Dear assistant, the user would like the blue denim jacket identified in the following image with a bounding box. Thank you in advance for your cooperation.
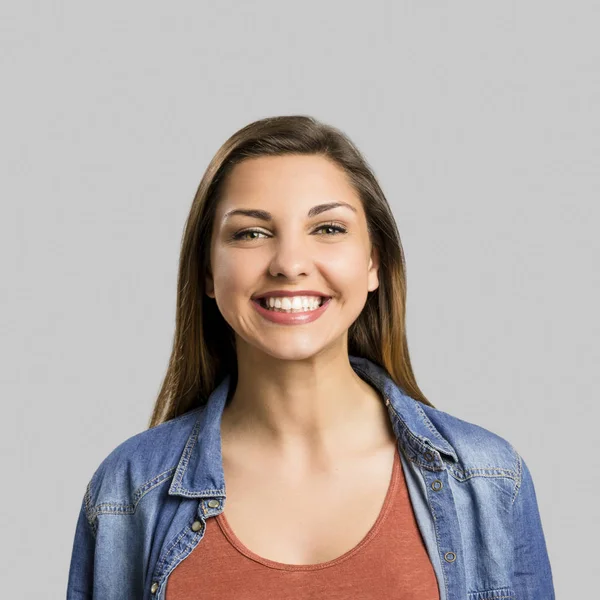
[67,355,555,599]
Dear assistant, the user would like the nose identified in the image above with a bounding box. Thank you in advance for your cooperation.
[267,236,314,280]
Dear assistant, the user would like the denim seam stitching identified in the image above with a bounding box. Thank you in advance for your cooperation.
[169,413,204,492]
[161,530,204,589]
[155,522,194,577]
[384,398,436,455]
[447,467,519,482]
[414,401,452,447]
[155,515,206,582]
[89,466,177,520]
[467,587,515,594]
[423,466,450,598]
[132,467,177,505]
[510,450,523,505]
[467,592,515,599]
[467,586,515,594]
[392,417,448,472]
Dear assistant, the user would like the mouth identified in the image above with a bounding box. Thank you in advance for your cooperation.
[253,296,330,313]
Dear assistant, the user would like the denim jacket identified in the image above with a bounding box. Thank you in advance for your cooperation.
[67,355,555,599]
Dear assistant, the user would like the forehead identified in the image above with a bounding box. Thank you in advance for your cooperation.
[218,154,360,207]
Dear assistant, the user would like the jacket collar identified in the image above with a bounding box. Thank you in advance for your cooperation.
[169,354,458,499]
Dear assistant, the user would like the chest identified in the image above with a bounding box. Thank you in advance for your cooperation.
[219,442,399,565]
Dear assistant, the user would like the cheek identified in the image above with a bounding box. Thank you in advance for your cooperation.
[323,248,371,288]
[212,251,260,296]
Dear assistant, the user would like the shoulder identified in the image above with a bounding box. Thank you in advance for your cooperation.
[85,407,203,510]
[417,401,522,481]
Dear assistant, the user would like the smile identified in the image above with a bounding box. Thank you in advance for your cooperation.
[259,295,325,312]
[251,296,332,325]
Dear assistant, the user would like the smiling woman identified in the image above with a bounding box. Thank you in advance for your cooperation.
[66,115,555,600]
[204,152,382,358]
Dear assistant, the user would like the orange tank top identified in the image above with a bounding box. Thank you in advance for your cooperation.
[166,446,440,599]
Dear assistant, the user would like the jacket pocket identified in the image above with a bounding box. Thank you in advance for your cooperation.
[468,589,515,600]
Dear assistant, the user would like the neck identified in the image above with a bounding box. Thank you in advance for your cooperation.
[220,346,395,468]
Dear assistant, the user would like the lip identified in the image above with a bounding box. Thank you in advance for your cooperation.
[252,289,332,300]
[251,296,332,325]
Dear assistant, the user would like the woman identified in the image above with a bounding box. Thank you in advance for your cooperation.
[66,115,555,599]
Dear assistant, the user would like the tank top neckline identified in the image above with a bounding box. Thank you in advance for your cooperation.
[215,445,401,571]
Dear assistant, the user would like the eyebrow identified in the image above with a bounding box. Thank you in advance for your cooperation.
[222,201,357,223]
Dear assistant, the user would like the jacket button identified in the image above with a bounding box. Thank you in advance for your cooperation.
[207,499,220,508]
[431,479,443,491]
[150,582,159,594]
[423,451,435,462]
[191,520,202,532]
[444,551,457,562]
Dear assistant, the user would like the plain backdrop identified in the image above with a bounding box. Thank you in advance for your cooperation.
[2,1,598,597]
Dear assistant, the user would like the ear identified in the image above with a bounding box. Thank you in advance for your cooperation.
[368,244,380,293]
[205,269,215,299]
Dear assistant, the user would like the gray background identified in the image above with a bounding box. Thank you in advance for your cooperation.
[2,1,598,597]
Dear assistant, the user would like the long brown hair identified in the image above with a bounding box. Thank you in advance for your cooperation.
[147,115,434,429]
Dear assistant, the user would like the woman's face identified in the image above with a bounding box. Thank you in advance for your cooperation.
[206,154,379,361]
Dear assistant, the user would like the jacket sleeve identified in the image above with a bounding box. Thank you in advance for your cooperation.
[512,453,556,599]
[66,488,95,599]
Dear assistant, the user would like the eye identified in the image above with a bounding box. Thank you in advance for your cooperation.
[230,222,348,242]
[231,229,268,241]
[313,222,348,236]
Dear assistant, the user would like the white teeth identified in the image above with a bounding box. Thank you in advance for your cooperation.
[262,295,324,312]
